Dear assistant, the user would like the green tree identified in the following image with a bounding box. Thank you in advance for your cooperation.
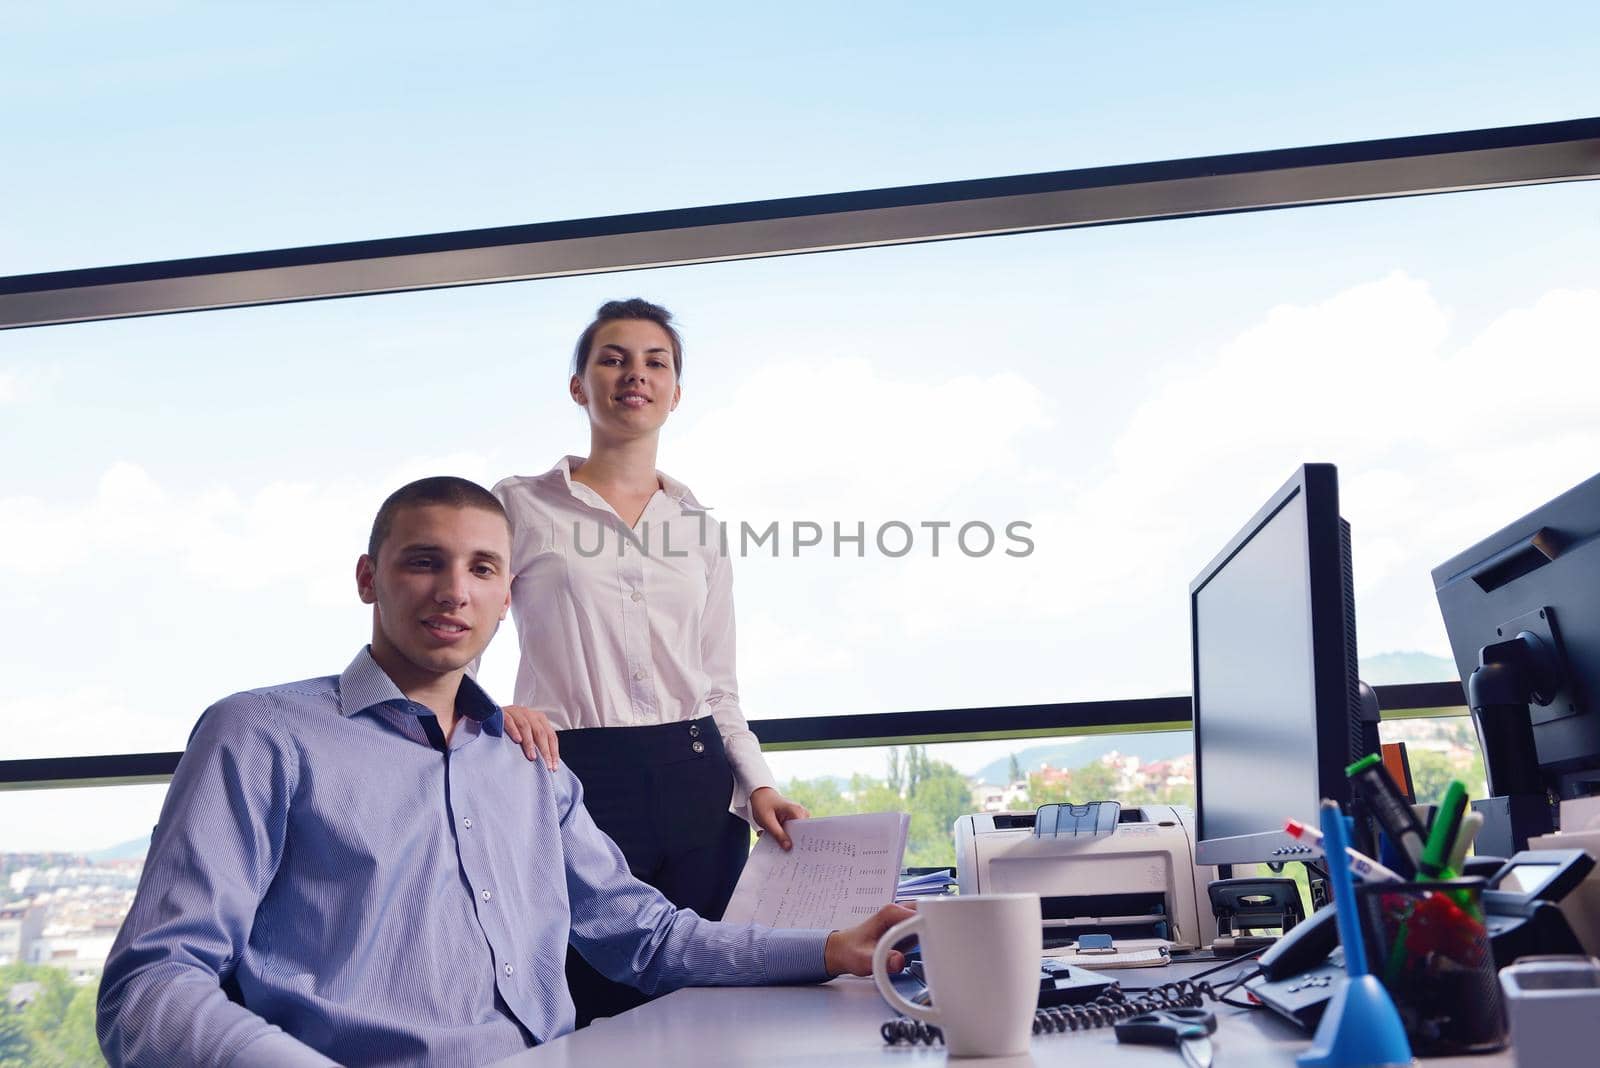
[1407,746,1485,807]
[0,963,103,1067]
[49,986,100,1067]
[1007,753,1024,785]
[0,996,34,1068]
[1025,770,1068,806]
[1069,761,1121,802]
[904,762,973,868]
[1157,782,1196,808]
[849,774,905,815]
[784,776,853,818]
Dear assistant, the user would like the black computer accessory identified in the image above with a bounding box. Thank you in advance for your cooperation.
[1114,1006,1216,1064]
[1433,473,1600,852]
[1482,848,1595,967]
[1208,876,1306,954]
[1190,464,1374,870]
[1256,902,1339,982]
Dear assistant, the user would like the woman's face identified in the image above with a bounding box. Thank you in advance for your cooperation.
[570,318,681,437]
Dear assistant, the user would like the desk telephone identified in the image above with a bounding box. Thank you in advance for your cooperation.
[1244,848,1594,1030]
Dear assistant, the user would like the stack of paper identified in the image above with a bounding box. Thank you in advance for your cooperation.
[895,869,957,900]
[723,812,911,929]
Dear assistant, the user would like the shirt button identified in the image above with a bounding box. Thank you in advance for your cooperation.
[462,817,473,829]
[504,963,515,976]
[631,590,643,602]
[481,888,493,901]
[633,670,646,681]
[692,741,706,755]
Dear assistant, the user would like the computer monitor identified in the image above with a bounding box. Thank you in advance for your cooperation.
[1191,464,1370,867]
[1432,472,1600,847]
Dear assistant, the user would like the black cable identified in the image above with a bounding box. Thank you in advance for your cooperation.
[881,949,1273,1047]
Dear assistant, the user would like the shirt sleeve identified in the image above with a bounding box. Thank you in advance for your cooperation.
[96,696,334,1068]
[554,768,828,994]
[699,546,778,822]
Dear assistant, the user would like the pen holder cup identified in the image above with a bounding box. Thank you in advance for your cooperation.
[1354,877,1506,1057]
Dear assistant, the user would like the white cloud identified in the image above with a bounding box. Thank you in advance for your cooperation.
[0,685,180,762]
[0,363,61,405]
[0,452,515,779]
[671,356,1055,519]
[729,273,1600,711]
[0,451,500,596]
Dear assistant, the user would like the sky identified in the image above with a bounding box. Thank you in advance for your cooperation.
[3,4,1600,850]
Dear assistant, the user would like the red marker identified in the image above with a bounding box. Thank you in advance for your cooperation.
[1285,819,1405,883]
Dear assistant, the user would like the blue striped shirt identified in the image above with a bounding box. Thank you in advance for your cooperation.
[97,649,828,1067]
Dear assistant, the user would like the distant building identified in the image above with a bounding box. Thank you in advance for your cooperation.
[1140,754,1195,790]
[971,780,1029,813]
[28,932,116,984]
[0,904,44,965]
[1034,762,1070,789]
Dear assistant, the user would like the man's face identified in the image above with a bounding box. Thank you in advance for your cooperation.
[356,503,511,681]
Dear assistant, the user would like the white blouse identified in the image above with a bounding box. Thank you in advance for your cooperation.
[492,457,777,821]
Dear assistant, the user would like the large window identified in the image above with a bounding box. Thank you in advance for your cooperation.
[6,179,1598,770]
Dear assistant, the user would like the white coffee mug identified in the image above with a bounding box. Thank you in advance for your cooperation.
[871,892,1043,1057]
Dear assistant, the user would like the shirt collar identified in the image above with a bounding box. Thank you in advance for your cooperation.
[544,455,703,510]
[336,647,503,731]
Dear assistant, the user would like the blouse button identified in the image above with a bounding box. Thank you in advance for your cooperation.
[630,590,643,602]
[633,670,646,681]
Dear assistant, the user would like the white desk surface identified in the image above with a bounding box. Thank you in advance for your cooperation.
[489,959,1516,1067]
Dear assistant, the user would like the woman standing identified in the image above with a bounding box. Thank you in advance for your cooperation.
[494,299,810,1026]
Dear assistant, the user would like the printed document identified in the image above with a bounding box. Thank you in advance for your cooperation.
[723,812,911,929]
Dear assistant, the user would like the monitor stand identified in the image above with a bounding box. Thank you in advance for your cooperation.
[1468,627,1563,851]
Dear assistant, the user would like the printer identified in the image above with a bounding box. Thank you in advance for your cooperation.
[954,804,1218,950]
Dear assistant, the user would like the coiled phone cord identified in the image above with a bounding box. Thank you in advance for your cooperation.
[880,952,1266,1048]
[880,978,1213,1046]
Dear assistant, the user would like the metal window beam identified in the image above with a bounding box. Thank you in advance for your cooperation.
[0,682,1466,790]
[3,119,1597,330]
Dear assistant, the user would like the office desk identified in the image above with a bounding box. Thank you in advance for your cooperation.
[490,960,1516,1067]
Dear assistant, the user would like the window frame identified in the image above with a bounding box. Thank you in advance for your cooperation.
[2,116,1588,789]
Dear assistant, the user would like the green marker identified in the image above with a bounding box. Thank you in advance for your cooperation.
[1420,780,1468,880]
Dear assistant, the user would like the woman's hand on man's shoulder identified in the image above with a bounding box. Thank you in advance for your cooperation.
[502,705,560,770]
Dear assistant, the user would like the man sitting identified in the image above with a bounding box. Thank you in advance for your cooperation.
[97,476,907,1066]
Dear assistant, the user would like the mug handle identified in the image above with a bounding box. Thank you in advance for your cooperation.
[871,915,938,1024]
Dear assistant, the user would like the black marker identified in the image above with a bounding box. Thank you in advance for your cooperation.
[1346,753,1426,877]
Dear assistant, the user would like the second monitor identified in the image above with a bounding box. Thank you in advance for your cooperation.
[1191,463,1373,869]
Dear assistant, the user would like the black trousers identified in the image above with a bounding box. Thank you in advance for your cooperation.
[559,715,750,1028]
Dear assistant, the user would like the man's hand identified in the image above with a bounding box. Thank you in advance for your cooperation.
[501,705,560,770]
[824,903,917,978]
[750,786,809,849]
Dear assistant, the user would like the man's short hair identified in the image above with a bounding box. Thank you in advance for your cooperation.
[367,476,511,559]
